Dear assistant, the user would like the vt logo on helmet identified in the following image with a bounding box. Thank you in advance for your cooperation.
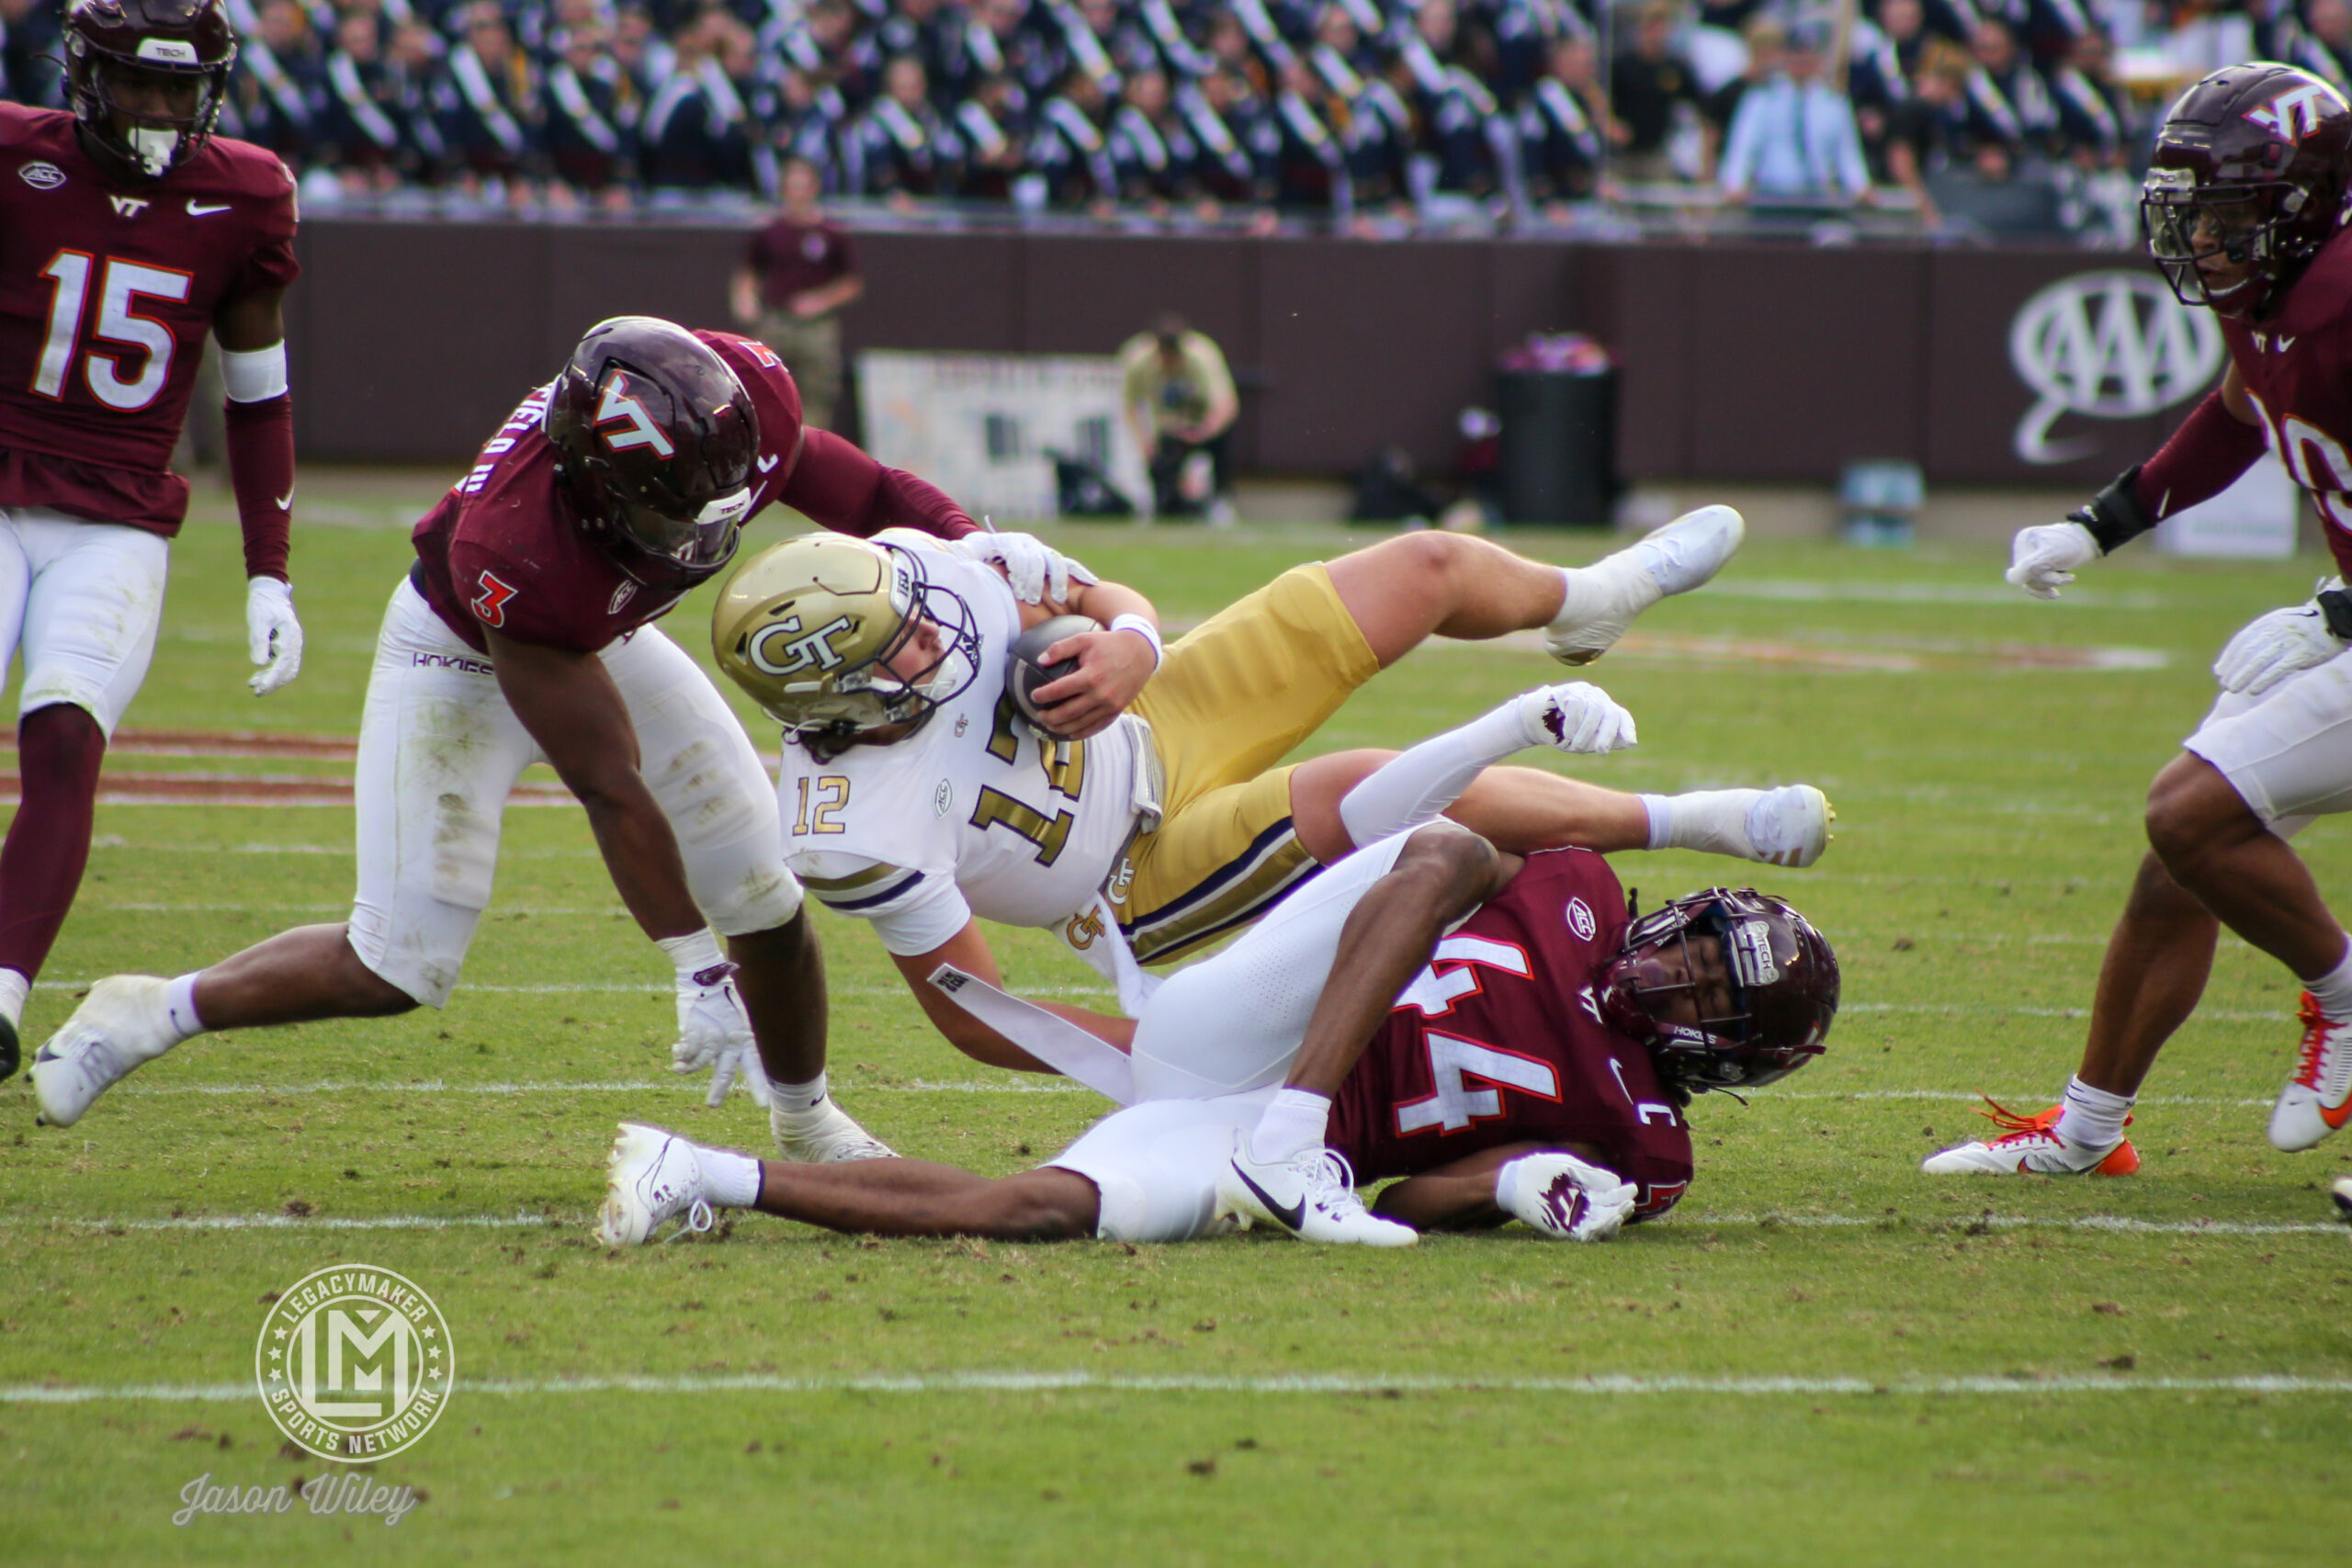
[711,534,983,753]
[64,0,239,182]
[544,317,758,592]
[2142,62,2352,318]
[1596,888,1840,1095]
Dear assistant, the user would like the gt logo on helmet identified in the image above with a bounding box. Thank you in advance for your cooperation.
[749,613,855,676]
[594,376,676,457]
[2246,82,2346,144]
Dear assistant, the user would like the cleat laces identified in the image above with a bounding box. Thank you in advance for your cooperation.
[662,1199,715,1241]
[2292,992,2335,1092]
[1970,1096,2132,1147]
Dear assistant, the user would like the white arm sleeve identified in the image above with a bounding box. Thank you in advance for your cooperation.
[1337,699,1531,849]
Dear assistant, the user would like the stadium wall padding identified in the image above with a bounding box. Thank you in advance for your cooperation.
[288,221,2197,488]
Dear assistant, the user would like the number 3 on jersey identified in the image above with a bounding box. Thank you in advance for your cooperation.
[31,251,193,410]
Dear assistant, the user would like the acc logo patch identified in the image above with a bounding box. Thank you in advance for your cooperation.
[1565,897,1597,942]
[933,779,952,818]
[17,160,65,189]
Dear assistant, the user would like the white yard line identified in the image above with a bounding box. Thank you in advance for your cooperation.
[6,1211,2336,1237]
[6,1371,2346,1404]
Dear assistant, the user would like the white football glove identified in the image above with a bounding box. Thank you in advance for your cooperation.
[661,931,773,1109]
[1515,682,1637,755]
[1495,1152,1639,1242]
[955,529,1099,605]
[245,577,304,695]
[2004,521,2101,601]
[2214,598,2347,697]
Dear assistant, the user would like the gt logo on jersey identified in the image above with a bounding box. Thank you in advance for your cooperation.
[749,613,854,675]
[594,375,675,457]
[2245,81,2345,143]
[472,570,518,627]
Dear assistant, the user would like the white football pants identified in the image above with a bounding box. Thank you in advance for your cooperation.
[0,507,170,737]
[346,577,802,1007]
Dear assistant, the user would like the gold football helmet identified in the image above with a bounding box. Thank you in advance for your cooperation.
[711,534,982,748]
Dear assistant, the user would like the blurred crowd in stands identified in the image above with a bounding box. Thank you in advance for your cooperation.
[0,0,2338,231]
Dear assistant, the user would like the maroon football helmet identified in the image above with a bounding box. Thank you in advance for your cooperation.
[543,317,760,592]
[64,0,238,183]
[1598,888,1839,1095]
[2143,62,2352,318]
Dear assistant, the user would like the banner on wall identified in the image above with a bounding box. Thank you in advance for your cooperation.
[855,351,1153,523]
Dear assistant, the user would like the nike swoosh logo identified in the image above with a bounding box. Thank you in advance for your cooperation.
[755,454,780,474]
[274,490,294,510]
[1233,1163,1306,1233]
[187,200,232,216]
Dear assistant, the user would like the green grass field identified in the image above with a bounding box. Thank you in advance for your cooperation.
[1,483,2346,1566]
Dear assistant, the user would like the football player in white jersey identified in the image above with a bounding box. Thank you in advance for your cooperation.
[711,511,1835,1068]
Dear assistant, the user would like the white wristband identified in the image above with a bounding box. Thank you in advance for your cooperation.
[657,928,726,980]
[1109,614,1163,670]
[220,341,289,404]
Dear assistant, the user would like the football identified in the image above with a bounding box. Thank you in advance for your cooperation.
[1008,614,1098,740]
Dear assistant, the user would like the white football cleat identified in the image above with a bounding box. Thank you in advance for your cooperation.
[1744,784,1836,869]
[2269,994,2352,1152]
[1215,1137,1418,1247]
[1546,504,1744,665]
[2332,1175,2352,1224]
[30,976,179,1127]
[1921,1100,2140,1177]
[771,1096,896,1163]
[597,1122,715,1246]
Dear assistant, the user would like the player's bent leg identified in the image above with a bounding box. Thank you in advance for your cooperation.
[0,703,106,1078]
[1321,506,1742,669]
[612,626,889,1157]
[31,927,417,1128]
[1291,751,1829,869]
[2144,752,2352,1150]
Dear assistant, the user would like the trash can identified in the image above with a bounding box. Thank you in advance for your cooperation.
[1496,337,1617,526]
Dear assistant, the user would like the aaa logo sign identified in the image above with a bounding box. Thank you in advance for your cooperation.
[255,1265,454,1461]
[2007,270,2222,465]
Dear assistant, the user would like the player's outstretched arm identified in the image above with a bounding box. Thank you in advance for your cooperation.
[1373,1140,1635,1242]
[215,288,303,694]
[483,629,705,940]
[890,919,1137,1070]
[2008,364,2266,600]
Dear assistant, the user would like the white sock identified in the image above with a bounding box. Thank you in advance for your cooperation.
[1249,1088,1331,1165]
[2301,941,2352,1020]
[695,1145,763,1209]
[0,968,28,1032]
[1648,789,1759,858]
[1337,702,1528,847]
[162,972,207,1046]
[769,1070,829,1115]
[2053,1075,2133,1150]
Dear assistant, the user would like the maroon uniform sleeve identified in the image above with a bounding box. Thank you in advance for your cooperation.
[781,428,979,540]
[224,394,293,580]
[222,150,301,304]
[2128,387,2268,525]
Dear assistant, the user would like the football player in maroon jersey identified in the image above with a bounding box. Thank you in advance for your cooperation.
[0,0,306,1081]
[1934,62,2352,1176]
[594,681,1841,1247]
[31,314,1094,1166]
